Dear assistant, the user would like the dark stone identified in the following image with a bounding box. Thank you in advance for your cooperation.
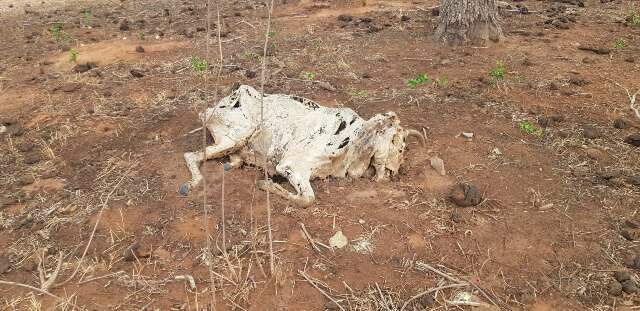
[16,142,34,152]
[130,69,145,78]
[627,176,640,187]
[135,46,145,53]
[625,219,640,229]
[24,152,42,165]
[608,280,623,296]
[72,62,97,73]
[614,270,632,282]
[449,183,482,207]
[18,175,35,186]
[577,45,610,55]
[582,125,601,139]
[123,243,140,261]
[624,133,640,147]
[621,228,640,241]
[245,70,257,79]
[119,19,130,31]
[538,116,553,128]
[613,118,631,129]
[622,280,639,294]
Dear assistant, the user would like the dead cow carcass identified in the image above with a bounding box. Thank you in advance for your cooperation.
[183,85,424,206]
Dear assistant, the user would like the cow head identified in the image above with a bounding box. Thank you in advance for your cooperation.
[367,112,425,180]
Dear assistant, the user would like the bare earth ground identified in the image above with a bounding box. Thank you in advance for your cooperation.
[1,0,640,310]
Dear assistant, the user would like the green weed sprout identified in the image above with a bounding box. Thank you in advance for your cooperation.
[407,73,430,89]
[301,71,316,81]
[519,121,544,137]
[614,38,626,49]
[69,49,79,62]
[190,57,209,72]
[489,61,505,80]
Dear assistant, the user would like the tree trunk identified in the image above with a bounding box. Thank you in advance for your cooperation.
[434,0,503,46]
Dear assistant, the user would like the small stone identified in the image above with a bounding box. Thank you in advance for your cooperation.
[430,156,446,176]
[450,212,463,223]
[0,256,9,274]
[337,14,352,22]
[417,294,435,307]
[625,219,640,229]
[582,125,601,139]
[582,57,595,64]
[329,231,348,249]
[585,148,605,161]
[317,81,336,92]
[614,270,632,282]
[130,69,145,78]
[625,57,636,63]
[461,132,474,139]
[123,243,141,261]
[72,62,97,73]
[627,176,640,187]
[624,133,640,147]
[622,280,639,294]
[621,228,640,241]
[449,183,482,207]
[18,175,35,185]
[538,116,553,128]
[244,70,257,79]
[400,15,410,22]
[608,280,623,296]
[24,152,42,165]
[16,142,34,152]
[135,46,145,53]
[613,118,631,129]
[119,19,130,31]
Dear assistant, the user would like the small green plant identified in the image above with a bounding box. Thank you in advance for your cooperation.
[138,32,146,40]
[49,22,64,40]
[301,71,316,81]
[518,121,544,137]
[69,48,79,62]
[434,77,448,87]
[268,31,276,38]
[349,90,369,99]
[190,57,209,72]
[626,11,640,26]
[242,51,259,60]
[489,61,505,80]
[81,9,93,27]
[614,38,626,49]
[407,73,430,89]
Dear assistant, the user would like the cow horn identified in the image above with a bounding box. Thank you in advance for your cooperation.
[407,129,426,147]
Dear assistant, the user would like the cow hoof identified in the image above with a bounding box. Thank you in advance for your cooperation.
[256,180,267,190]
[223,162,232,171]
[178,182,190,196]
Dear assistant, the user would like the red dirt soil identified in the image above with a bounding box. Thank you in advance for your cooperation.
[1,0,639,310]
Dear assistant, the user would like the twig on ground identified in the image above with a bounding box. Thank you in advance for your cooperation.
[299,222,322,253]
[298,270,346,311]
[414,261,467,284]
[259,0,277,274]
[38,250,64,291]
[58,168,131,287]
[400,283,468,311]
[600,74,640,120]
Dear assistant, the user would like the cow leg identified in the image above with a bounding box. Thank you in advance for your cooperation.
[183,137,241,192]
[257,165,315,207]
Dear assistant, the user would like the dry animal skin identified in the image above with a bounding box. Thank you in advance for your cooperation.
[183,85,425,206]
